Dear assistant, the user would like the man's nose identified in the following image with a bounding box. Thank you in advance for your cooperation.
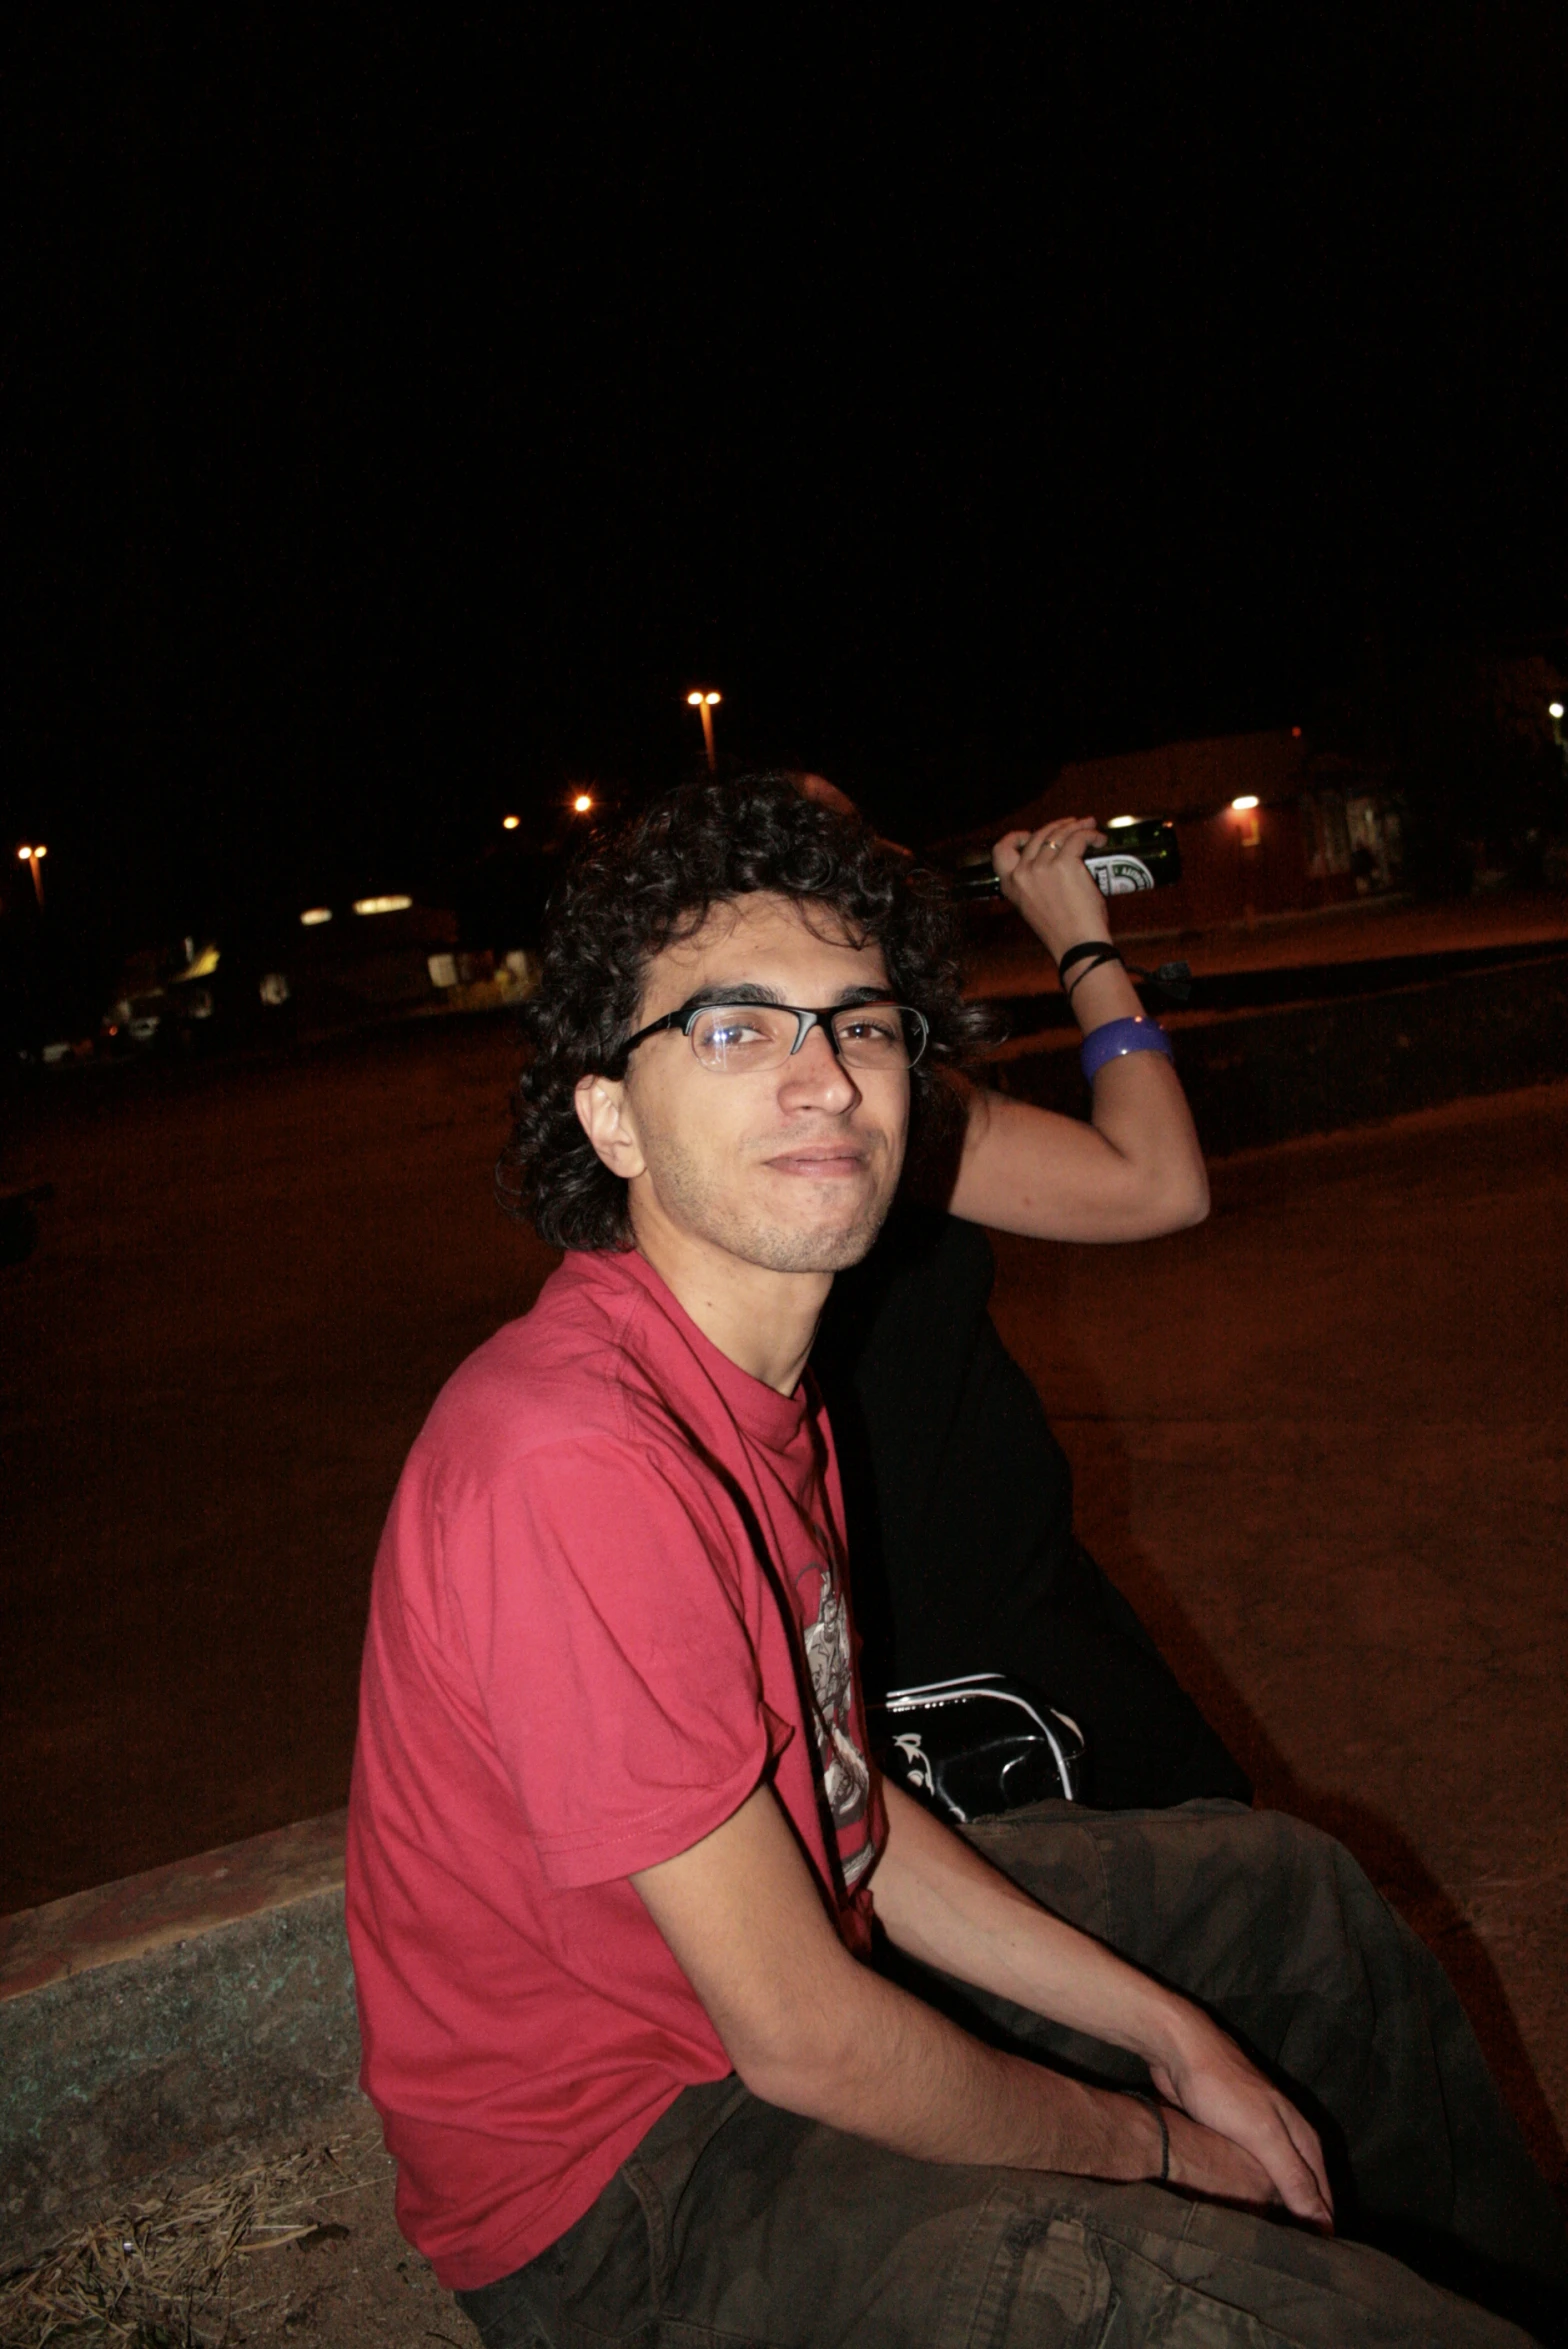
[776,1019,861,1109]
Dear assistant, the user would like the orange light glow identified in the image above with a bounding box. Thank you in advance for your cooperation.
[300,907,333,926]
[687,688,721,768]
[502,814,520,831]
[352,894,413,915]
[572,793,594,814]
[1231,796,1260,812]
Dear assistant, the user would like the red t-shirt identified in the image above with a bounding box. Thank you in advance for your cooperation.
[346,1248,885,2290]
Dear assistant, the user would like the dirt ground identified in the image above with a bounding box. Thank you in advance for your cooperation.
[989,1081,1568,2200]
[3,1018,1566,2342]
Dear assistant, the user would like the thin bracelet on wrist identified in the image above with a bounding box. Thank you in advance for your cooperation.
[1057,940,1123,995]
[1065,953,1125,1003]
[1136,2095,1171,2185]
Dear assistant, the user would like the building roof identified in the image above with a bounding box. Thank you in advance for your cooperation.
[956,728,1311,846]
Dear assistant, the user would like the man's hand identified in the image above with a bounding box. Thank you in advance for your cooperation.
[1153,2023,1333,2227]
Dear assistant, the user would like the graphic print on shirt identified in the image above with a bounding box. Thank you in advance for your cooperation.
[795,1559,874,1889]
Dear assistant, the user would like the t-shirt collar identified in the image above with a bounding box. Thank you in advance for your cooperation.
[601,1247,813,1454]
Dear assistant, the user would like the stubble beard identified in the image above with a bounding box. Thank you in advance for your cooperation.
[638,1128,898,1275]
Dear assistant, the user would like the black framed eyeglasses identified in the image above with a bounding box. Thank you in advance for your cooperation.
[611,997,930,1078]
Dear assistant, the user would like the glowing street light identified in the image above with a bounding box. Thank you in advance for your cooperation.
[686,688,722,770]
[17,843,47,908]
[1230,795,1262,852]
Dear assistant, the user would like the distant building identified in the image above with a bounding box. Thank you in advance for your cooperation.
[963,728,1403,931]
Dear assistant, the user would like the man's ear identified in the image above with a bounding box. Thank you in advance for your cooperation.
[575,1072,647,1181]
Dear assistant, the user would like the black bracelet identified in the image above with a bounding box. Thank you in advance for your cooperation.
[1063,947,1125,1000]
[1056,939,1120,984]
[1136,2095,1171,2185]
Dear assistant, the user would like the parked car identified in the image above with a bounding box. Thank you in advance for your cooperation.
[99,940,224,1057]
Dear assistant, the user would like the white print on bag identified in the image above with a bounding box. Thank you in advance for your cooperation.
[892,1732,936,1795]
[798,1565,875,1888]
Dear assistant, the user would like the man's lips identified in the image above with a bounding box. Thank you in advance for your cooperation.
[763,1144,873,1179]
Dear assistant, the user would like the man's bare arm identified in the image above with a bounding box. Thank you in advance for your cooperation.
[874,1781,1331,2224]
[632,1782,1329,2222]
[940,819,1209,1241]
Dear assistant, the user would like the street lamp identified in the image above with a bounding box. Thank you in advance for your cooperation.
[686,688,722,770]
[1229,796,1262,852]
[17,844,47,908]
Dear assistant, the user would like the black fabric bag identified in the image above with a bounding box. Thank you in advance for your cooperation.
[868,1672,1086,1825]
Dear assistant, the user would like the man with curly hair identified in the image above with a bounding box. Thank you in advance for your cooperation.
[348,774,1565,2347]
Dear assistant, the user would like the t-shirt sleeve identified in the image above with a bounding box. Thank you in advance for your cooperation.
[441,1433,773,1889]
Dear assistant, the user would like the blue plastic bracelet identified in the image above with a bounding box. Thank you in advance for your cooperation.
[1080,1015,1174,1083]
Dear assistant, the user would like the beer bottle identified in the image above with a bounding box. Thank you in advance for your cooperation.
[947,818,1182,901]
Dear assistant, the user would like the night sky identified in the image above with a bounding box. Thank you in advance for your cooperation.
[7,5,1566,946]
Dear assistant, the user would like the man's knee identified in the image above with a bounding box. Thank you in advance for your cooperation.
[966,1798,1403,2009]
[950,2177,1534,2349]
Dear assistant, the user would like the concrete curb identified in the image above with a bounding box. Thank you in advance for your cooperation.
[0,1818,358,2269]
[987,951,1568,1152]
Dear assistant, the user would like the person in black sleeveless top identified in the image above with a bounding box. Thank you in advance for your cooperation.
[804,788,1250,1809]
[815,1204,1249,1807]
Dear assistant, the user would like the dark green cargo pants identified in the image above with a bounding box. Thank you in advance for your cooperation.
[456,1802,1568,2347]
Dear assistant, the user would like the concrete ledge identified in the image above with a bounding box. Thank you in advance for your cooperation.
[0,1816,358,2268]
[987,951,1568,1153]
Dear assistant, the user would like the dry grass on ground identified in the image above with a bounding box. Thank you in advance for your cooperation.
[0,2129,454,2348]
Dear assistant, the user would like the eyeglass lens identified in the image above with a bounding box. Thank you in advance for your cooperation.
[689,1004,922,1072]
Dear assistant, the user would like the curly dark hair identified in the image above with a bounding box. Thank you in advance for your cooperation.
[497,770,990,1250]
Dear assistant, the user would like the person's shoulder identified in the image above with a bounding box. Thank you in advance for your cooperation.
[412,1250,698,1496]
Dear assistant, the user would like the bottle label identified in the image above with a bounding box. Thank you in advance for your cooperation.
[1090,854,1156,895]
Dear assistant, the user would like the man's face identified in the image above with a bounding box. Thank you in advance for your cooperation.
[580,892,910,1277]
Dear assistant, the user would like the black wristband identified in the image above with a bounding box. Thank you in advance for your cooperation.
[1063,947,1125,1000]
[1136,2093,1171,2185]
[1056,939,1118,983]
